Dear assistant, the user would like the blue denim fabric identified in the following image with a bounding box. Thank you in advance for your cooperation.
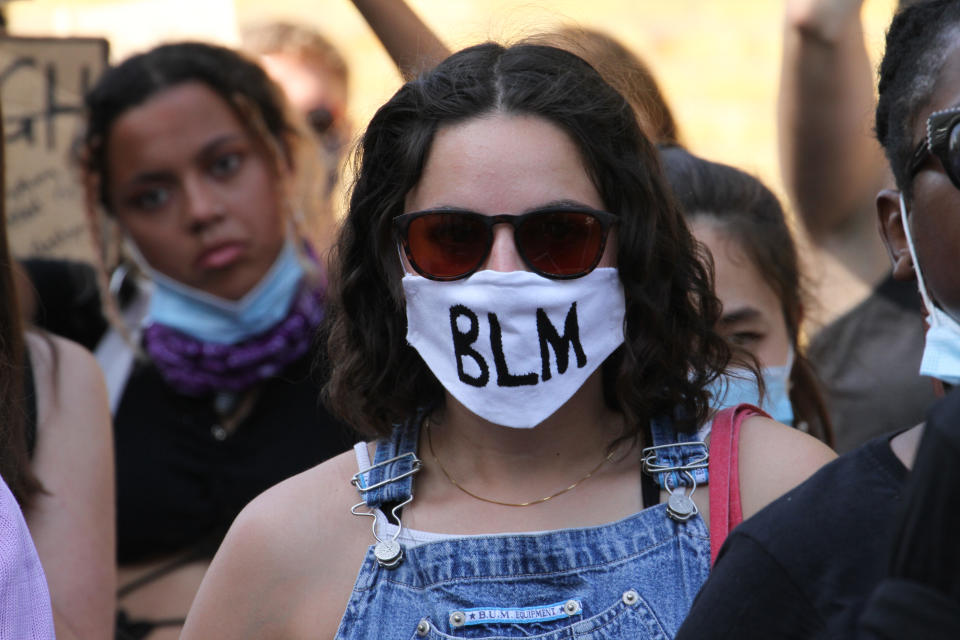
[644,417,710,490]
[337,418,711,639]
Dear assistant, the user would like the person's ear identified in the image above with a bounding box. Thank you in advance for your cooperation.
[877,188,915,281]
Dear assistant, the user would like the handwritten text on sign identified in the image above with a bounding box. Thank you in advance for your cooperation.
[1,36,108,261]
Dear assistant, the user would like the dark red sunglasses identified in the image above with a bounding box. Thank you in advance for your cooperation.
[393,206,618,281]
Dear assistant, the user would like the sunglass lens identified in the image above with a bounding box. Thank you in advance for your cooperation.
[518,211,604,277]
[948,121,960,187]
[407,213,488,279]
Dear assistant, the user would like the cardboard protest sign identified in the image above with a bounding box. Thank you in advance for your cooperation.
[1,35,108,262]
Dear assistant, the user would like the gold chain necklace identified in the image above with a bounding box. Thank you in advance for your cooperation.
[425,418,616,508]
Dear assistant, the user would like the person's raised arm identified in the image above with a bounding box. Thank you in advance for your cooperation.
[349,0,450,80]
[25,332,115,640]
[779,0,889,247]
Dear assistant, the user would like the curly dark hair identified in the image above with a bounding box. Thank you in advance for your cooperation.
[660,146,834,446]
[876,0,960,197]
[323,42,730,441]
[80,41,297,213]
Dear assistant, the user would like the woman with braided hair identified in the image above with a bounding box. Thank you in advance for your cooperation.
[77,41,353,638]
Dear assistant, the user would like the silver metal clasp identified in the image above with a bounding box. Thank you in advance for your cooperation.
[351,494,414,569]
[349,451,423,569]
[664,470,699,522]
[641,441,707,523]
[640,441,708,476]
[351,452,423,492]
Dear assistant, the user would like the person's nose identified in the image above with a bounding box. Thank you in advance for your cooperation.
[482,223,526,272]
[182,176,225,231]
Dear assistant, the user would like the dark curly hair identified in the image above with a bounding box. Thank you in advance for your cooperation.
[80,41,297,213]
[660,146,834,446]
[876,0,960,198]
[323,42,731,441]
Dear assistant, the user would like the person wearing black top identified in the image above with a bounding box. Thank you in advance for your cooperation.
[76,42,354,638]
[879,396,960,609]
[858,387,960,639]
[675,431,910,638]
[676,2,960,637]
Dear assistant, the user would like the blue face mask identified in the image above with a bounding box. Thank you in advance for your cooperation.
[143,238,306,345]
[708,347,795,425]
[899,193,960,385]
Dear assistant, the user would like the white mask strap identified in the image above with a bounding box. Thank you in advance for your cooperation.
[898,192,940,326]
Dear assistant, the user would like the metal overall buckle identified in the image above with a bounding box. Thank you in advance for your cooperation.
[641,441,708,523]
[351,452,423,569]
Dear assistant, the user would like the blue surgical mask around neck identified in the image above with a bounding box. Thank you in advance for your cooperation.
[899,192,960,384]
[142,237,306,345]
[708,347,795,425]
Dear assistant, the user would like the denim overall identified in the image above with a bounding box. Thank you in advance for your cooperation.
[337,416,711,639]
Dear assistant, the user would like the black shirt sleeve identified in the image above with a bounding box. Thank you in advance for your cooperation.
[676,532,824,640]
[858,579,960,640]
[857,389,960,639]
[677,437,905,639]
[884,391,960,600]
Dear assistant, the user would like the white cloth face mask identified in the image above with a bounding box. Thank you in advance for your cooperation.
[403,268,626,429]
[899,192,960,385]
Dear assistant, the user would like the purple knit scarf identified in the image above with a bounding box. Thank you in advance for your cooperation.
[143,284,325,396]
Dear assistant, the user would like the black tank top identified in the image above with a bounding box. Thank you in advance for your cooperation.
[113,349,355,564]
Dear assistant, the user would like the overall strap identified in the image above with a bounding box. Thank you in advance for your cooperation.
[708,403,766,565]
[643,415,710,490]
[351,415,423,509]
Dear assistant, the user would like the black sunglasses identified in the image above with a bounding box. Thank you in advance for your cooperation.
[907,106,960,190]
[392,206,618,281]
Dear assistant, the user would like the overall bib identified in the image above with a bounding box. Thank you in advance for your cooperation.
[336,416,712,639]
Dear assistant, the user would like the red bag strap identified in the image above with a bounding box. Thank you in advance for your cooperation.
[708,403,765,566]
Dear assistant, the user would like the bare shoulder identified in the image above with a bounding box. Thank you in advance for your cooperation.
[26,332,107,411]
[24,332,115,639]
[738,416,837,519]
[183,449,372,639]
[26,331,110,447]
[26,330,98,374]
[229,448,362,545]
[25,330,110,448]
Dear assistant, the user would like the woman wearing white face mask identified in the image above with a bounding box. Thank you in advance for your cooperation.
[78,42,353,639]
[183,42,835,639]
[660,146,834,446]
